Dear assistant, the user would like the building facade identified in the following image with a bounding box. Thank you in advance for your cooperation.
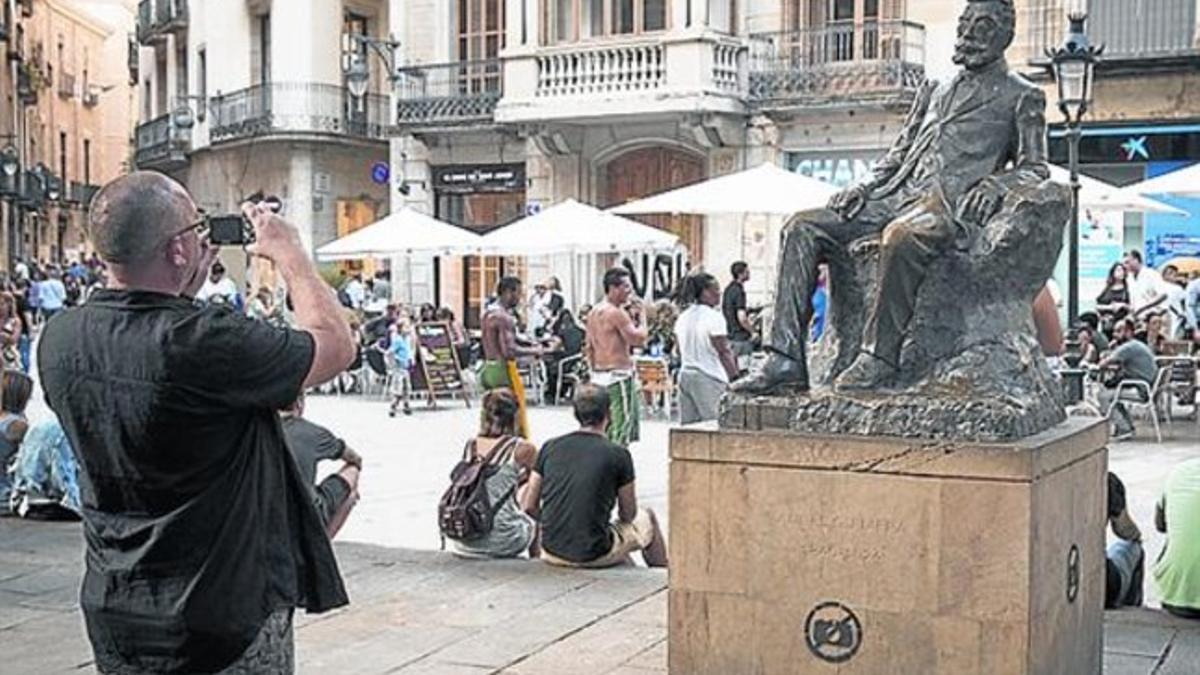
[132,0,392,281]
[390,0,970,323]
[1012,0,1200,307]
[0,0,133,272]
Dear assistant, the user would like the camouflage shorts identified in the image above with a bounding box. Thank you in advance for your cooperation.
[94,609,294,675]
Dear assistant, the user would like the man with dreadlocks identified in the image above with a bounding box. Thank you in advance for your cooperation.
[674,272,740,424]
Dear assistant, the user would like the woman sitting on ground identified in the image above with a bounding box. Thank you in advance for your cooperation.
[447,389,539,559]
[0,369,34,515]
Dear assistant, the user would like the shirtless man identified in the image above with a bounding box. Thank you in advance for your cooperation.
[585,268,648,447]
[480,276,543,437]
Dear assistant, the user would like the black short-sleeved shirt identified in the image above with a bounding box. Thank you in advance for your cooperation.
[282,417,346,486]
[38,289,348,674]
[722,281,750,341]
[536,431,635,563]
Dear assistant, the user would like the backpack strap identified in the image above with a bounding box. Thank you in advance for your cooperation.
[463,438,477,462]
[481,435,520,466]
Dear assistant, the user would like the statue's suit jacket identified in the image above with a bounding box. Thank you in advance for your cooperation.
[863,58,1050,243]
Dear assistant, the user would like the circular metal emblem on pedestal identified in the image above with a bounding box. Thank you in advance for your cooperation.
[1067,544,1081,603]
[804,601,863,664]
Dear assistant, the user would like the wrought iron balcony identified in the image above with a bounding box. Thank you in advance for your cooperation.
[396,60,503,128]
[209,82,390,144]
[17,64,37,106]
[69,181,101,207]
[135,113,190,170]
[1025,0,1198,68]
[58,71,76,98]
[137,0,188,45]
[748,20,926,109]
[16,171,45,209]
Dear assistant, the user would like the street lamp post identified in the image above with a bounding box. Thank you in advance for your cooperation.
[1048,12,1102,330]
[1048,12,1101,405]
[342,33,402,103]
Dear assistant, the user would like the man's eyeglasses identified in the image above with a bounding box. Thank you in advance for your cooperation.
[169,212,211,242]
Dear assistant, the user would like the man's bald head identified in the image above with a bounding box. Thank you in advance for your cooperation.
[87,171,195,265]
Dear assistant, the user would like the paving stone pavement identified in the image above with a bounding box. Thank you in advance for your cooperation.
[6,518,1200,674]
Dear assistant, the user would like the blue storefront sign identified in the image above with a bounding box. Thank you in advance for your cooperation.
[1143,161,1200,271]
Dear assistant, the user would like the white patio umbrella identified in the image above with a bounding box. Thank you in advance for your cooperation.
[480,199,678,305]
[479,199,678,255]
[315,207,482,260]
[315,207,482,306]
[1048,165,1186,215]
[1121,162,1200,199]
[609,162,838,216]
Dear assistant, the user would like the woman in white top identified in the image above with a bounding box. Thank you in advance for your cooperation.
[673,273,740,424]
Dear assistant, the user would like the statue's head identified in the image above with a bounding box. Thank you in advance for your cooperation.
[953,0,1016,70]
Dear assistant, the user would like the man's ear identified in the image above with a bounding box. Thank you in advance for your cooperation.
[165,236,187,269]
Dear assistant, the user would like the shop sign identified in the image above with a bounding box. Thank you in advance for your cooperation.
[432,164,525,192]
[785,151,880,189]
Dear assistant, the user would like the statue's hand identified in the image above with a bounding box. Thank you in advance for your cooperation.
[828,184,868,221]
[956,180,1005,227]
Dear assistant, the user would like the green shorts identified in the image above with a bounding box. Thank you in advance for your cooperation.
[479,360,513,390]
[593,371,640,447]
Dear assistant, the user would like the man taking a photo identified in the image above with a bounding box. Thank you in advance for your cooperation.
[39,172,357,674]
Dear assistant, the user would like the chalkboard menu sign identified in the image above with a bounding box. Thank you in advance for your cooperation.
[414,322,469,407]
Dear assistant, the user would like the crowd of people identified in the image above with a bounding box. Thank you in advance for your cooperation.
[3,170,1200,675]
[1076,250,1200,439]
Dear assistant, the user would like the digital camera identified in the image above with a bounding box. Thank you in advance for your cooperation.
[207,192,282,246]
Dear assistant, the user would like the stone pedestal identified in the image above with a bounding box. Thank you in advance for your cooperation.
[669,418,1107,674]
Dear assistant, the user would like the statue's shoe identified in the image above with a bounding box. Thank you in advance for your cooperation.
[730,355,809,395]
[833,353,897,391]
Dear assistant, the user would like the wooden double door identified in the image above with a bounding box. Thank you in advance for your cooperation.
[603,147,705,262]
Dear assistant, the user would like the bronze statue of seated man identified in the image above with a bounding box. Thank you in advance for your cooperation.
[734,0,1049,395]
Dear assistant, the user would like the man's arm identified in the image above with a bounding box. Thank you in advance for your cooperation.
[829,80,936,218]
[246,205,356,388]
[616,308,649,347]
[500,314,542,358]
[1185,282,1200,333]
[522,471,543,519]
[617,481,638,524]
[736,309,753,334]
[1134,280,1168,317]
[711,335,740,380]
[959,88,1051,225]
[860,79,938,193]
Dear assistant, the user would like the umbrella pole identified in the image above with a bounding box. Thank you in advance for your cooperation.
[407,253,414,306]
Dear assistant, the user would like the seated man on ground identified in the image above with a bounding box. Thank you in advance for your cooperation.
[446,389,539,559]
[1155,457,1200,620]
[281,394,362,538]
[1106,472,1144,609]
[1097,317,1158,441]
[522,385,667,568]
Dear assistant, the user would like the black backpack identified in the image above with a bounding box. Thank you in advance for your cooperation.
[438,436,519,542]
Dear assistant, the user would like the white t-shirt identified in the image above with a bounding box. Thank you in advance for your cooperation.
[674,304,729,383]
[196,277,240,304]
[1129,267,1168,312]
[344,279,366,308]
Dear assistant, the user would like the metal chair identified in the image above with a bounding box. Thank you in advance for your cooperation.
[552,354,586,405]
[1155,355,1198,423]
[1106,366,1171,443]
[636,357,674,420]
